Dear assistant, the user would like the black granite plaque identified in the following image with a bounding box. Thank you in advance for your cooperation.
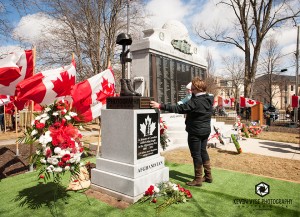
[137,113,159,159]
[106,96,154,109]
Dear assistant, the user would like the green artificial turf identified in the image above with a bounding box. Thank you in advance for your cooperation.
[0,159,299,217]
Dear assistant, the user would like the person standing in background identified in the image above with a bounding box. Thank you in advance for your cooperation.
[150,77,213,187]
[177,82,192,105]
[0,105,4,132]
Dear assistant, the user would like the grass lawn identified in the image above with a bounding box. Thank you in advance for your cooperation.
[0,159,299,217]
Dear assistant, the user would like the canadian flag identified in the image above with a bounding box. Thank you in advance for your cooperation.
[218,96,232,107]
[71,68,115,122]
[14,61,76,110]
[240,96,259,107]
[0,50,33,95]
[0,95,11,106]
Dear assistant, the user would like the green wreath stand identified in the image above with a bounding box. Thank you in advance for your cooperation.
[231,134,242,154]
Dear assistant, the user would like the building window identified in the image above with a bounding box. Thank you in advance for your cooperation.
[291,85,294,91]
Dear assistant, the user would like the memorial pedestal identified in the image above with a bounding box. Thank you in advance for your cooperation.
[91,109,169,203]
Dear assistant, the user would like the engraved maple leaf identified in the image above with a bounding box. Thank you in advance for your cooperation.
[52,71,75,97]
[140,115,156,136]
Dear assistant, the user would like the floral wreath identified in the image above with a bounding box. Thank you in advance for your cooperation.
[21,100,84,183]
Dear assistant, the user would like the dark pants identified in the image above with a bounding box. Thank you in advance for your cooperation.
[0,114,4,131]
[188,134,210,166]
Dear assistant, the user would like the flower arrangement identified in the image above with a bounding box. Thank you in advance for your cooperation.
[20,100,84,183]
[139,181,192,213]
[160,118,170,150]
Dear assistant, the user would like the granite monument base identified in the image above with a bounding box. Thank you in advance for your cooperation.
[91,109,169,203]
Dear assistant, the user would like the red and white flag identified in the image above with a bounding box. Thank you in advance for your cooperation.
[0,50,33,95]
[71,68,115,122]
[14,61,76,110]
[0,95,11,106]
[218,96,232,107]
[240,96,259,107]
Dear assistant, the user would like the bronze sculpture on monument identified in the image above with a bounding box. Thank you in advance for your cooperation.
[106,33,152,109]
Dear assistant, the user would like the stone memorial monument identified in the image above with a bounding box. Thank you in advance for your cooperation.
[130,20,208,104]
[91,33,169,203]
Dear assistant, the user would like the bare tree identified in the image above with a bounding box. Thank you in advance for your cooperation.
[205,49,219,97]
[195,0,300,98]
[222,55,244,102]
[254,37,284,106]
[0,1,12,42]
[10,0,147,81]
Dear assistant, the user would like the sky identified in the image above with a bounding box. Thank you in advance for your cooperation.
[1,0,299,77]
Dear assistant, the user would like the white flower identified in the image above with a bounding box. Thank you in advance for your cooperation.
[172,185,178,191]
[79,126,84,130]
[40,119,46,124]
[154,186,160,193]
[31,129,38,136]
[39,131,52,145]
[40,158,46,164]
[51,158,59,165]
[54,147,62,154]
[64,166,70,171]
[69,112,77,117]
[63,109,67,113]
[46,165,54,172]
[31,120,35,126]
[65,115,71,120]
[59,150,66,156]
[69,158,76,163]
[41,113,48,118]
[53,167,63,173]
[36,150,41,155]
[52,112,59,116]
[45,107,51,112]
[47,157,53,164]
[35,116,42,121]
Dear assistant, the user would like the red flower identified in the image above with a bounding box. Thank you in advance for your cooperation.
[36,122,45,129]
[79,147,84,152]
[45,148,52,158]
[39,175,44,179]
[58,161,64,167]
[73,116,81,122]
[152,198,157,203]
[145,185,155,196]
[61,154,71,162]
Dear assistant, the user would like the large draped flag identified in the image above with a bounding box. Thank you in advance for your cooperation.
[14,60,76,110]
[218,96,232,107]
[240,96,260,107]
[71,68,115,122]
[0,50,33,95]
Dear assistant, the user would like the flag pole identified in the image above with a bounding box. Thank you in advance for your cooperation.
[95,60,111,157]
[4,104,6,132]
[29,47,36,172]
[96,118,101,158]
[15,105,19,156]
